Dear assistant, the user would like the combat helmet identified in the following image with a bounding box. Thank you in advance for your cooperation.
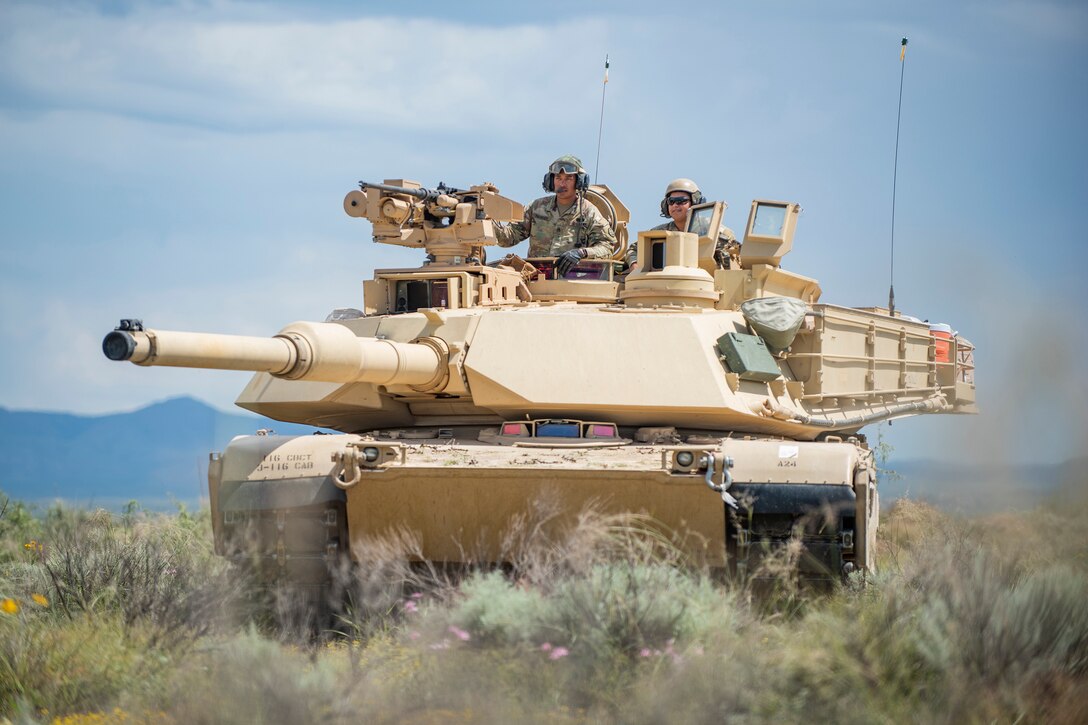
[660,178,706,216]
[543,155,590,192]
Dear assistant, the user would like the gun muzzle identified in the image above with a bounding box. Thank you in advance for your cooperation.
[103,320,449,390]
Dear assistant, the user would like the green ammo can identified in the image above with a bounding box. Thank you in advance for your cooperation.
[716,332,782,382]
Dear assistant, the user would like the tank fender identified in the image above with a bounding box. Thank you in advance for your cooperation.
[210,434,358,562]
[853,453,878,572]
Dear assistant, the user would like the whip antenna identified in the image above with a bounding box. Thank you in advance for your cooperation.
[593,54,610,181]
[889,37,908,317]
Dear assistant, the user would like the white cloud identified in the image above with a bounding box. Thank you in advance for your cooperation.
[0,3,606,134]
[1,0,1084,467]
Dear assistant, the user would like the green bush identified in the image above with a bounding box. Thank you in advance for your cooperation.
[0,495,1086,723]
[38,511,240,647]
[0,610,168,718]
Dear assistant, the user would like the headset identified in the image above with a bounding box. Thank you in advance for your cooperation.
[542,160,590,193]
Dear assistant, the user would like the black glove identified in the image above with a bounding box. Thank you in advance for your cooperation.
[554,248,588,277]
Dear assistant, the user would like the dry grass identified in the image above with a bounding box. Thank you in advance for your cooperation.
[1,491,1086,723]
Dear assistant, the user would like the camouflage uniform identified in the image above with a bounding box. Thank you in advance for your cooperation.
[625,220,737,268]
[496,195,617,259]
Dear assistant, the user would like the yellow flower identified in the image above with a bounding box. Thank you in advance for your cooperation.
[1,598,18,615]
[32,593,49,607]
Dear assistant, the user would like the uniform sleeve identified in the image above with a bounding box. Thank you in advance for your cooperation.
[577,203,618,259]
[494,199,534,248]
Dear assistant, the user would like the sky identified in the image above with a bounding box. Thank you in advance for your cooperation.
[1,0,1086,465]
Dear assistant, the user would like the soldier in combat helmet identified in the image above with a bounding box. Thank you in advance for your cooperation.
[495,155,617,276]
[626,178,739,269]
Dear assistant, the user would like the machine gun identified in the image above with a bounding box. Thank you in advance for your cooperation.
[344,179,524,264]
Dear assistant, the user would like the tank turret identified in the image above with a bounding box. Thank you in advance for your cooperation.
[103,175,976,587]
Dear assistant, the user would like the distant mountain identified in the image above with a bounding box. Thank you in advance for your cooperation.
[0,397,322,509]
[878,456,1088,515]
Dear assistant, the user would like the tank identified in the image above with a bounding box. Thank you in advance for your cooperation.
[102,177,977,586]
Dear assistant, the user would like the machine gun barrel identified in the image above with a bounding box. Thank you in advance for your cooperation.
[102,320,448,389]
[358,181,461,206]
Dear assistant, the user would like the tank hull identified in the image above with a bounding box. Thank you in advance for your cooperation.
[209,431,875,582]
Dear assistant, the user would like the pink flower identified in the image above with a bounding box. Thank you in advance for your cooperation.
[540,642,553,652]
[410,592,423,599]
[548,647,569,660]
[639,648,653,658]
[403,600,418,613]
[448,625,471,641]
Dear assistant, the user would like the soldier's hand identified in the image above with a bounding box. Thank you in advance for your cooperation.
[713,242,730,270]
[714,240,739,270]
[554,248,588,277]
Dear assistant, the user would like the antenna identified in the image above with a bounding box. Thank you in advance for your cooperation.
[593,54,610,182]
[889,38,908,317]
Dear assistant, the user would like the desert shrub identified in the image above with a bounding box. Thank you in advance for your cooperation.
[877,498,959,570]
[447,506,740,655]
[860,537,1088,722]
[0,610,168,719]
[913,554,1088,688]
[36,509,240,647]
[157,629,350,724]
[450,564,739,649]
[543,563,700,655]
[0,494,43,565]
[1,495,1085,723]
[321,528,460,648]
[970,506,1088,574]
[446,571,545,645]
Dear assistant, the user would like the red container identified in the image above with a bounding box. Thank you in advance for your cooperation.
[929,323,953,363]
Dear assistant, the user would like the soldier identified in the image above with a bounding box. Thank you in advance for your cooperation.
[625,178,739,269]
[495,155,618,276]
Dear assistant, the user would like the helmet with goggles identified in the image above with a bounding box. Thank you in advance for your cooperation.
[543,155,590,192]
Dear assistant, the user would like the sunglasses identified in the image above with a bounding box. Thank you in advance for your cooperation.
[549,161,582,175]
[667,196,692,206]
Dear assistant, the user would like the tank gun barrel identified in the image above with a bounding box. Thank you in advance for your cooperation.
[102,319,448,389]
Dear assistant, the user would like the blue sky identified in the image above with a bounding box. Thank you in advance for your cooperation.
[1,0,1085,464]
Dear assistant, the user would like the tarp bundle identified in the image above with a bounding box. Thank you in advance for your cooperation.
[740,297,808,353]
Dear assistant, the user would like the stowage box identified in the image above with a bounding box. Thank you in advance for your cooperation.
[716,332,782,382]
